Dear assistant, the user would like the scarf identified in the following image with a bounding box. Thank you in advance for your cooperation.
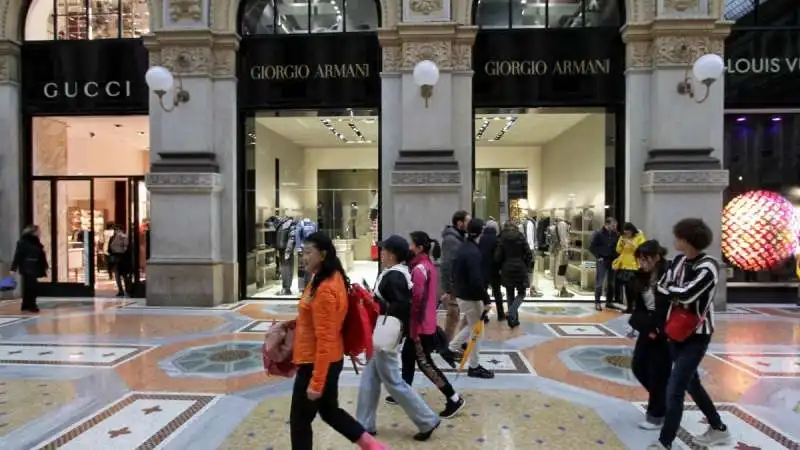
[373,264,413,302]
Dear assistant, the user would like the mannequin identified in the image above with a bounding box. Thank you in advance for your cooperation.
[549,218,574,298]
[349,202,359,239]
[369,189,379,221]
[521,213,542,297]
[277,216,297,294]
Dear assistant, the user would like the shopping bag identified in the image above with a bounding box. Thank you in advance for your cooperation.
[0,275,16,292]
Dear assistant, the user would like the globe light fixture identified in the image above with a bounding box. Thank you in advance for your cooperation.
[145,60,191,112]
[677,53,725,104]
[412,60,440,108]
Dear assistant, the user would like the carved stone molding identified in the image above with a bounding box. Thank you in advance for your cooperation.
[0,40,20,83]
[146,172,223,193]
[404,0,451,23]
[145,30,238,78]
[622,20,730,69]
[626,0,656,24]
[661,0,702,14]
[168,0,204,25]
[379,24,477,72]
[641,170,729,193]
[652,34,724,66]
[391,171,461,187]
[625,40,653,70]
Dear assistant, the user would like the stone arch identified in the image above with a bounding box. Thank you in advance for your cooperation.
[210,0,397,34]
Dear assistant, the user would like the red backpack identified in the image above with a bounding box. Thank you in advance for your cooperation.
[342,283,380,372]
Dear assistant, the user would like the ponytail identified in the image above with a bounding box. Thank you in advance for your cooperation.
[429,239,441,260]
[410,231,441,260]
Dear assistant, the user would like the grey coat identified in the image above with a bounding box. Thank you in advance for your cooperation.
[439,225,464,294]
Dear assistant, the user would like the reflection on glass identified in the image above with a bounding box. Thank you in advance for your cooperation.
[32,181,53,282]
[548,0,582,28]
[512,0,545,28]
[277,0,311,33]
[312,0,343,32]
[345,0,378,31]
[476,0,510,29]
[48,0,149,40]
[56,180,93,285]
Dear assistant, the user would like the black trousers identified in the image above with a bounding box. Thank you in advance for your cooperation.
[617,270,637,309]
[489,278,503,317]
[21,275,39,310]
[631,333,671,421]
[290,360,364,449]
[401,335,456,400]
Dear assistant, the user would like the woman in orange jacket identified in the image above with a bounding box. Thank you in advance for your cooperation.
[291,232,388,450]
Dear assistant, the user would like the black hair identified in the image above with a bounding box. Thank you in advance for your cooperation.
[452,210,469,227]
[304,231,350,295]
[466,218,485,240]
[634,239,668,260]
[621,222,639,234]
[410,231,442,260]
[632,239,669,291]
[604,217,617,225]
[673,218,713,251]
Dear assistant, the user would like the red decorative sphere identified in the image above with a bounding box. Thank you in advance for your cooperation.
[722,190,798,271]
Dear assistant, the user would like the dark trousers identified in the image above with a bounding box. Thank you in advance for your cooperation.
[401,335,457,400]
[659,334,724,447]
[21,275,39,310]
[617,270,637,309]
[631,334,671,422]
[489,278,503,317]
[290,360,364,449]
[594,258,616,303]
[505,285,525,322]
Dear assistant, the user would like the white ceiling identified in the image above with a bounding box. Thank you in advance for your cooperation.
[48,115,150,152]
[258,112,589,149]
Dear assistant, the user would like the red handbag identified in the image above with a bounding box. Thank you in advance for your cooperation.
[664,306,702,342]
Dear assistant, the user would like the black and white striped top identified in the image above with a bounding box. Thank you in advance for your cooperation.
[657,253,719,336]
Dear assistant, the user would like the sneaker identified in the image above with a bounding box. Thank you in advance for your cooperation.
[638,420,662,430]
[646,442,667,450]
[529,288,543,298]
[557,287,574,298]
[692,426,731,447]
[467,365,495,379]
[384,396,397,405]
[439,397,466,419]
[413,420,440,441]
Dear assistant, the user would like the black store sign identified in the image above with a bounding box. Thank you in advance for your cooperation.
[473,28,625,108]
[724,29,800,108]
[21,39,149,114]
[239,33,381,110]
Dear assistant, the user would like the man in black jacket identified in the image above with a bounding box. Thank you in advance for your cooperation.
[440,210,469,340]
[445,218,494,379]
[588,217,618,310]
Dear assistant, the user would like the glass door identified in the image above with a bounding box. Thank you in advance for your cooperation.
[127,176,147,297]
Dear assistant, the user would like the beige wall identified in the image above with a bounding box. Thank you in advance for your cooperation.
[540,114,606,219]
[254,122,307,217]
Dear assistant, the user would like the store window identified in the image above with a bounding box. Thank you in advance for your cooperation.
[474,0,622,29]
[473,109,617,299]
[240,0,379,35]
[243,111,379,298]
[24,0,150,41]
[722,113,800,283]
[725,0,800,28]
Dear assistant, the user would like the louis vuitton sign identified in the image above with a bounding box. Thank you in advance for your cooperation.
[21,39,148,114]
[239,34,380,110]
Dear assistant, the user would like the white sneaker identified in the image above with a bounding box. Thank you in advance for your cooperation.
[646,441,667,450]
[638,420,662,430]
[693,426,732,446]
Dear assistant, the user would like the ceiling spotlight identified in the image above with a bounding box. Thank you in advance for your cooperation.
[114,124,123,127]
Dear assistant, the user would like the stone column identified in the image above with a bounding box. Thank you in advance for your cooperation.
[0,40,20,298]
[378,20,476,241]
[623,0,731,309]
[144,29,239,306]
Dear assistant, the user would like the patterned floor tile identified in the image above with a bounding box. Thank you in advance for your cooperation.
[160,341,264,379]
[710,353,800,377]
[0,299,133,315]
[219,388,625,450]
[236,320,272,334]
[33,392,217,450]
[26,314,226,338]
[342,350,533,375]
[520,304,597,317]
[0,316,29,328]
[740,306,800,319]
[0,343,152,368]
[710,320,799,346]
[0,379,76,437]
[545,323,620,337]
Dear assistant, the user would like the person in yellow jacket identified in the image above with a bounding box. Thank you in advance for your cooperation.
[613,222,646,313]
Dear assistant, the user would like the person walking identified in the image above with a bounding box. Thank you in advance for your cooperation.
[495,221,533,328]
[10,225,48,313]
[613,222,645,313]
[479,220,503,321]
[386,231,466,419]
[628,240,672,431]
[440,210,470,341]
[589,217,619,311]
[356,235,441,441]
[445,219,494,379]
[108,224,132,297]
[290,232,387,450]
[648,218,730,450]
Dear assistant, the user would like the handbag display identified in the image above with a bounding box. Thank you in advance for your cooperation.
[664,306,702,342]
[372,314,403,351]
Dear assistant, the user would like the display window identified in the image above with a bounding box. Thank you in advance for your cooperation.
[25,0,150,41]
[240,0,379,35]
[473,109,617,300]
[722,113,800,284]
[242,111,379,298]
[474,0,623,29]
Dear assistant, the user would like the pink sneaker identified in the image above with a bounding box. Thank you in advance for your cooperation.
[357,432,390,450]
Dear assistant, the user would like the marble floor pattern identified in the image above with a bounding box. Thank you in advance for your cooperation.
[0,297,797,450]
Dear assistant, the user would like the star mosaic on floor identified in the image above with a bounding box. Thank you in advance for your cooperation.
[0,379,75,437]
[219,388,625,450]
[562,345,638,386]
[160,341,264,379]
[33,393,217,450]
[0,343,152,367]
[710,352,800,378]
[545,323,620,337]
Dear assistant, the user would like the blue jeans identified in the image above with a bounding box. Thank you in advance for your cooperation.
[594,258,615,303]
[356,346,440,433]
[659,334,723,447]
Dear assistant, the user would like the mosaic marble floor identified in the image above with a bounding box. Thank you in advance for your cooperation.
[0,297,797,450]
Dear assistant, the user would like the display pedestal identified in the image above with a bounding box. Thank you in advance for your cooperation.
[641,164,729,311]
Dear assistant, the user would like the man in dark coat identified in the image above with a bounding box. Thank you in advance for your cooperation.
[440,210,470,341]
[479,220,503,320]
[495,221,533,328]
[589,217,619,310]
[11,225,49,313]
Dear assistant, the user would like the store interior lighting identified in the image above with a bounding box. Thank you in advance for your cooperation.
[475,116,518,142]
[319,118,374,144]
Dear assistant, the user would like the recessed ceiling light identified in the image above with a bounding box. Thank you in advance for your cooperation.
[137,131,145,135]
[114,124,123,127]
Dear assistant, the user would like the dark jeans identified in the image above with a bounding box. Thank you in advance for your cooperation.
[617,270,637,309]
[631,333,671,422]
[505,285,525,322]
[401,335,456,401]
[594,258,616,303]
[489,278,503,317]
[290,360,364,449]
[659,334,724,448]
[21,275,39,310]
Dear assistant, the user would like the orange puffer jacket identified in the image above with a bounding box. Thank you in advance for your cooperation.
[292,271,348,393]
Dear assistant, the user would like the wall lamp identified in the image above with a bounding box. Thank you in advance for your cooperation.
[676,53,725,104]
[145,59,191,112]
[412,60,440,108]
